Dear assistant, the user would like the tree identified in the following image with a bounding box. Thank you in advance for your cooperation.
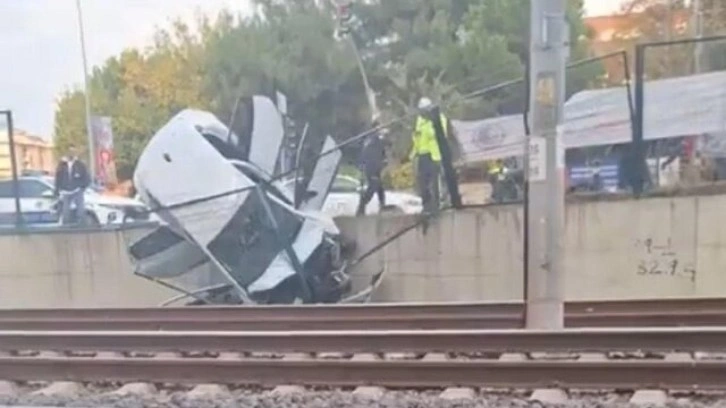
[463,0,605,97]
[204,2,363,145]
[614,0,726,78]
[54,18,213,180]
[344,0,524,169]
[53,0,604,187]
[349,0,599,172]
[613,0,693,78]
[53,90,88,160]
[699,0,726,71]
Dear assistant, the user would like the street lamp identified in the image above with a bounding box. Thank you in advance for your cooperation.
[75,0,96,183]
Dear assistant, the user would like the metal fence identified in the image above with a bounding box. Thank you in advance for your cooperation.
[451,51,633,205]
[0,110,26,228]
[631,34,726,195]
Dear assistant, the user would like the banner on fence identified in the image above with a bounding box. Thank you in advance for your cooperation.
[452,70,726,165]
[91,116,117,185]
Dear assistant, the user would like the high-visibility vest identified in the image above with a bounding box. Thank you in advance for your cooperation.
[410,113,448,163]
[488,160,503,175]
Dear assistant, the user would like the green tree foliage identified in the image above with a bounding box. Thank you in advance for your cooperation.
[698,0,726,72]
[54,19,212,179]
[203,1,363,154]
[53,0,600,186]
[350,0,599,186]
[615,0,726,78]
[463,0,604,97]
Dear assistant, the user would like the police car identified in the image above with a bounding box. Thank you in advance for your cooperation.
[0,176,151,226]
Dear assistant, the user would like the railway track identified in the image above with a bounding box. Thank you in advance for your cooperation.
[2,297,726,330]
[0,327,725,353]
[1,357,724,391]
[3,300,726,404]
[0,328,725,392]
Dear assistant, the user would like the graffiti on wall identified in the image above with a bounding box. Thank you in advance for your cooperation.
[635,237,696,282]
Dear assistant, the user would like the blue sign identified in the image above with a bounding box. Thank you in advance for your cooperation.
[569,163,619,191]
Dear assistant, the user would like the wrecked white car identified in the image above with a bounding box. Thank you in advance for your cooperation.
[125,95,382,305]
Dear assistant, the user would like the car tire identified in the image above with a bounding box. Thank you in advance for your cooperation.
[85,212,100,226]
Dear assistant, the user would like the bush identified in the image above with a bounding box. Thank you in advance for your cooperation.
[383,162,415,190]
[338,164,362,180]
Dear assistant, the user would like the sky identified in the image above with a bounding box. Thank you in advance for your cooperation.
[1,0,622,140]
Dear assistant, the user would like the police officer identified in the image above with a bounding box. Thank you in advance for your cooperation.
[410,97,449,213]
[356,120,387,216]
[487,159,504,202]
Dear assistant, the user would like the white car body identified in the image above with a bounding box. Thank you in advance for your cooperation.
[284,175,422,217]
[0,176,152,226]
[127,97,370,305]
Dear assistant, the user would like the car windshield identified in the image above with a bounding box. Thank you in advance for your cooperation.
[40,176,54,187]
[39,176,103,195]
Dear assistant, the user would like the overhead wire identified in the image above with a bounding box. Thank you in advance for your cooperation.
[134,50,618,216]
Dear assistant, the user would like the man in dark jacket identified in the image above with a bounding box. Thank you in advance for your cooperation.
[356,123,387,216]
[54,145,91,225]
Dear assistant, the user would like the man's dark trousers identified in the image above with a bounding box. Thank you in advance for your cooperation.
[416,153,440,213]
[357,171,386,216]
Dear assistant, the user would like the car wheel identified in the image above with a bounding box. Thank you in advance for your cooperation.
[85,212,100,226]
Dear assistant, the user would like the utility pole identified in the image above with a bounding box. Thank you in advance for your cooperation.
[332,0,380,121]
[524,0,569,329]
[666,0,674,41]
[692,0,705,73]
[75,0,96,183]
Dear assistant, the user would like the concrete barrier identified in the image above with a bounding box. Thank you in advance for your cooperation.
[0,224,174,308]
[339,193,726,302]
[1,191,726,308]
[337,207,525,302]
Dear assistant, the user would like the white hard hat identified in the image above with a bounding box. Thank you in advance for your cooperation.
[418,97,432,110]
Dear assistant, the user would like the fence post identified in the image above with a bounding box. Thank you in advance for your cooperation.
[5,111,22,228]
[631,44,646,197]
[621,51,636,127]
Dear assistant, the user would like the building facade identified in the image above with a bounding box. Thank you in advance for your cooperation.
[584,8,692,83]
[0,130,54,179]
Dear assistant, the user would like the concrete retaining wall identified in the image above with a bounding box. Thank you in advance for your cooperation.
[339,193,726,302]
[0,226,175,308]
[1,192,725,308]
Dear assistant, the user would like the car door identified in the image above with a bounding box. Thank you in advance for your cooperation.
[0,181,17,224]
[17,179,57,224]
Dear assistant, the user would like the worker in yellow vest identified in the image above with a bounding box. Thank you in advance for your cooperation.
[409,97,449,213]
[487,159,504,202]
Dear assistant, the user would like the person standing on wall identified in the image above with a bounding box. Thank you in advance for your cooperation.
[54,145,91,225]
[487,159,504,202]
[409,96,449,213]
[356,119,387,216]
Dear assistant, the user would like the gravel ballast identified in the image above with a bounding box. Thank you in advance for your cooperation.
[1,389,726,408]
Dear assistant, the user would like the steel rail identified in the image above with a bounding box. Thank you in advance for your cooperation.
[3,297,726,320]
[0,310,724,331]
[0,357,724,390]
[2,327,726,353]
